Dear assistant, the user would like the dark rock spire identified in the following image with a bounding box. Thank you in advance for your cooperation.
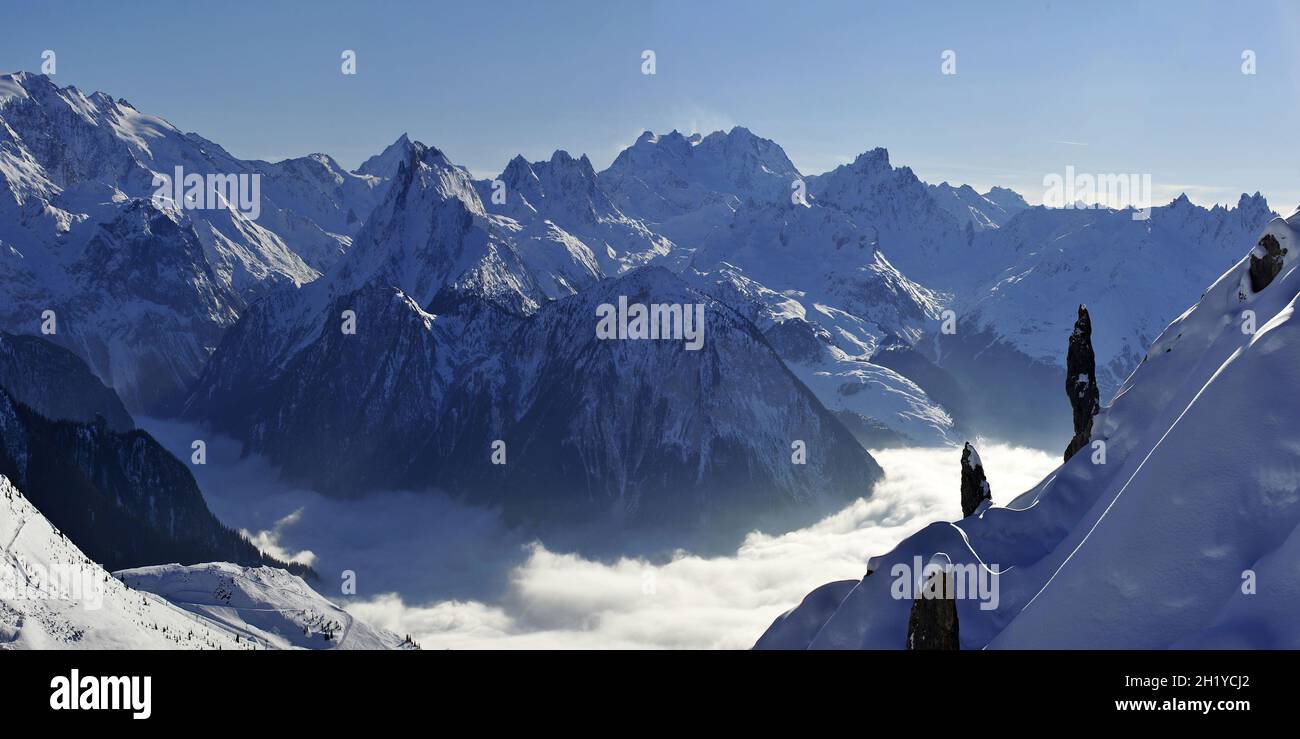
[960,442,991,517]
[1064,305,1100,462]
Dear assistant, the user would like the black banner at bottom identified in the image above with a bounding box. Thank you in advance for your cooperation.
[0,648,1283,725]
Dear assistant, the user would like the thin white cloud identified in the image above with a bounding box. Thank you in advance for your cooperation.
[347,444,1059,649]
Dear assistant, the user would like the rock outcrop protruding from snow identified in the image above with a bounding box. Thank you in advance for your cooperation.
[906,562,960,650]
[1249,233,1287,293]
[960,442,992,517]
[1064,305,1100,461]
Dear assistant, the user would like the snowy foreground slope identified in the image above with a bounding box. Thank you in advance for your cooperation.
[757,209,1300,649]
[0,475,405,649]
[0,475,244,649]
[117,563,412,650]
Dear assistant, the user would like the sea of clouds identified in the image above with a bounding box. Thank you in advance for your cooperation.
[142,418,1057,649]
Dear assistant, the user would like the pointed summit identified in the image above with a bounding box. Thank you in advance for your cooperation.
[355,133,417,180]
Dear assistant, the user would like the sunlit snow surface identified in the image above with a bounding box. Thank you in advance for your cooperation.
[763,210,1300,650]
[0,475,409,650]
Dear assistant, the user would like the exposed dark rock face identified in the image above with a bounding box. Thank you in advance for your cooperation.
[0,331,134,431]
[1064,305,1100,462]
[0,387,310,577]
[906,567,960,650]
[1249,233,1287,293]
[188,267,883,553]
[960,442,991,517]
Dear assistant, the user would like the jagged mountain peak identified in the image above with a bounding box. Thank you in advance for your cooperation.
[355,132,419,179]
[548,148,593,169]
[483,149,675,278]
[380,138,482,215]
[847,146,892,172]
[600,126,802,243]
[1233,191,1273,220]
[279,151,347,173]
[927,179,1029,232]
[985,185,1024,199]
[2,71,127,112]
[811,146,923,196]
[502,148,599,187]
[497,148,608,217]
[610,125,798,177]
[325,139,606,315]
[981,185,1031,213]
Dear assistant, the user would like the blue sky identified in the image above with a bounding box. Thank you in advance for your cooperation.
[3,0,1298,208]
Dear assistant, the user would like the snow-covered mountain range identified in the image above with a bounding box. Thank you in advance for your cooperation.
[756,209,1300,648]
[1,71,1282,550]
[0,71,391,412]
[183,142,882,546]
[928,182,1029,232]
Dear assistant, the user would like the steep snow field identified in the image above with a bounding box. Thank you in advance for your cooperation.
[0,475,408,650]
[0,475,245,649]
[117,563,412,650]
[758,210,1300,649]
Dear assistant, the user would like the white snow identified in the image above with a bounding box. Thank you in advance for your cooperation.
[758,210,1300,649]
[0,474,411,650]
[116,562,413,650]
[0,475,246,649]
